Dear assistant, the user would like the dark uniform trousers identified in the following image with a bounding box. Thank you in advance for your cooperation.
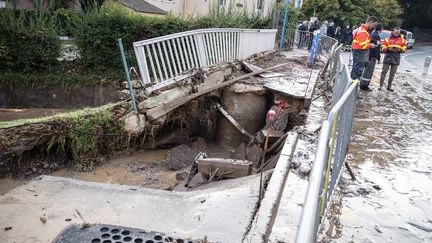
[351,49,369,80]
[380,63,399,89]
[360,59,376,89]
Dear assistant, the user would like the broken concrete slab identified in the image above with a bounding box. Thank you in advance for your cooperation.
[138,85,193,111]
[196,70,225,93]
[197,158,252,179]
[264,76,309,99]
[0,175,261,243]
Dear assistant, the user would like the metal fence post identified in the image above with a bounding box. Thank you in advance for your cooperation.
[118,38,139,116]
[278,0,290,52]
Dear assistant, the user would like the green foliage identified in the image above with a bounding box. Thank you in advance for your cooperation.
[275,2,301,29]
[1,2,273,85]
[0,9,61,72]
[76,2,272,70]
[398,0,432,29]
[301,0,403,27]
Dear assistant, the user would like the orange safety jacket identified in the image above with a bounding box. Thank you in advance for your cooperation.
[381,35,407,53]
[352,24,371,50]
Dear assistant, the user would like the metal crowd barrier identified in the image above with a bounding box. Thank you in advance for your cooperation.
[132,28,277,85]
[294,31,358,242]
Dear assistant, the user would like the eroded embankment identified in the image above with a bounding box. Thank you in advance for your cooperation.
[0,51,322,193]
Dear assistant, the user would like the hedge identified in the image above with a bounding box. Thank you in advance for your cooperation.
[0,3,273,84]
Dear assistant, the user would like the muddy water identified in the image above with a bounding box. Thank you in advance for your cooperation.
[0,108,73,121]
[0,149,175,194]
[321,74,432,242]
[52,149,176,189]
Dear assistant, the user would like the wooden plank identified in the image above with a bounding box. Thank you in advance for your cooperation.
[146,63,291,121]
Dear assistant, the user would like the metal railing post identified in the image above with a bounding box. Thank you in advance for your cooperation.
[278,0,290,52]
[118,38,139,115]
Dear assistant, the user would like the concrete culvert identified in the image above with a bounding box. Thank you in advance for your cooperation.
[216,84,267,149]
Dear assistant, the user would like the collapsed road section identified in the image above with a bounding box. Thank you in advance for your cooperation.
[0,28,333,242]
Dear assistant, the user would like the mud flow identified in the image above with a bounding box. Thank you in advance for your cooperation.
[0,52,315,194]
[321,73,432,242]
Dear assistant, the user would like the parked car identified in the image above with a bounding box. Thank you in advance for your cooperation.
[402,30,415,49]
[379,29,415,49]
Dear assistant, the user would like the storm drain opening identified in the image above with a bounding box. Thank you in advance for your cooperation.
[54,224,196,243]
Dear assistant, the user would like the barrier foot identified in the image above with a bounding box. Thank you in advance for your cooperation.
[345,162,356,181]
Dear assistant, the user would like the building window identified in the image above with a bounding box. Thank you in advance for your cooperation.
[219,0,226,6]
[257,0,264,10]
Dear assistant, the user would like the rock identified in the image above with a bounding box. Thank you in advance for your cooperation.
[298,163,311,176]
[190,137,208,152]
[39,216,47,224]
[231,143,246,160]
[372,184,382,190]
[357,187,371,196]
[123,113,146,135]
[166,145,201,170]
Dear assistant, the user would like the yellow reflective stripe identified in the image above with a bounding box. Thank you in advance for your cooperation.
[320,114,338,218]
[359,39,369,46]
[388,44,402,48]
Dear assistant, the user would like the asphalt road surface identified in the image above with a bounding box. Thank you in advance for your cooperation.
[401,43,432,74]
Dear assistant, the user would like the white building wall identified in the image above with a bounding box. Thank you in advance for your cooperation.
[148,0,275,19]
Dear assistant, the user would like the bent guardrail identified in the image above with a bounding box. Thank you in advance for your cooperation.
[133,28,277,85]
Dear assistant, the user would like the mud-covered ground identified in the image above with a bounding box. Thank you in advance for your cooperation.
[321,72,432,242]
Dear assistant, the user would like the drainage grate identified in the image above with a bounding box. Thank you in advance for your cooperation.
[53,224,197,243]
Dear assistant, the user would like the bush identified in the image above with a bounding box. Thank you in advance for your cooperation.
[1,3,274,85]
[75,3,141,69]
[0,9,61,72]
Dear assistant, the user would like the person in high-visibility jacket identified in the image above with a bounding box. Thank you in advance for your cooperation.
[379,27,407,92]
[350,16,378,84]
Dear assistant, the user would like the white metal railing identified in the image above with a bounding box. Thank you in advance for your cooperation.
[133,28,277,85]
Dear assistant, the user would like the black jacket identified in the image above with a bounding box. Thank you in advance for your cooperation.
[327,26,335,37]
[369,31,381,61]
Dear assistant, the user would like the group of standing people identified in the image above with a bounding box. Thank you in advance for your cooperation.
[298,16,407,92]
[351,16,407,92]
